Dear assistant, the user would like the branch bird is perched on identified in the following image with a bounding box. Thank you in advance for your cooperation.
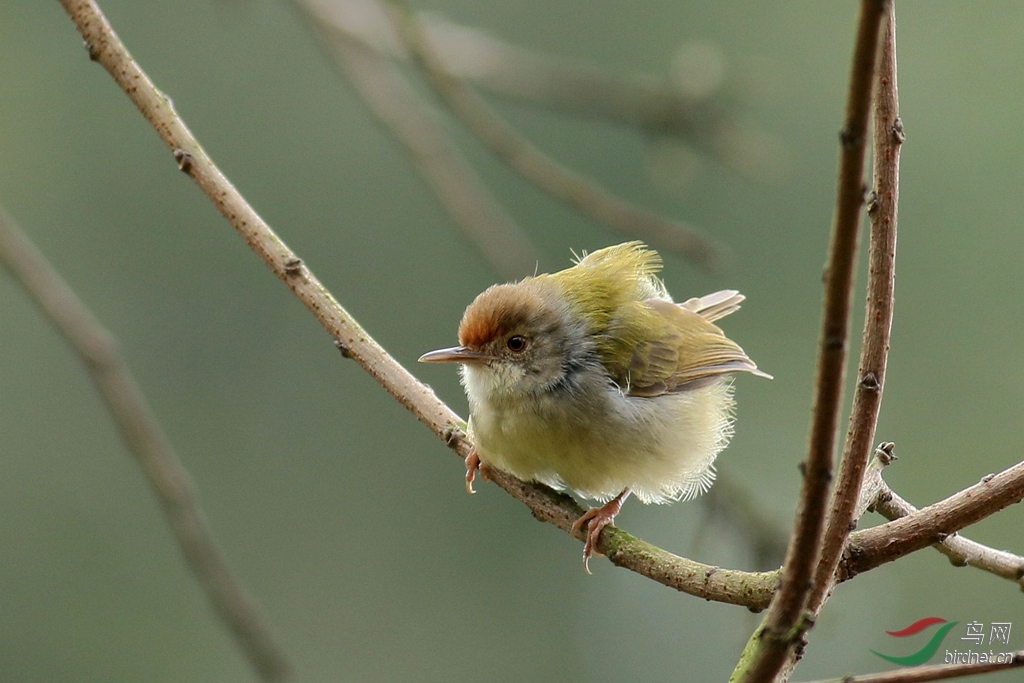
[420,242,770,570]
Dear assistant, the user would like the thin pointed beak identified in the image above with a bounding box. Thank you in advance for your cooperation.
[418,345,491,364]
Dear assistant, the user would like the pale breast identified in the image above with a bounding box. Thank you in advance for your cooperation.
[469,378,737,504]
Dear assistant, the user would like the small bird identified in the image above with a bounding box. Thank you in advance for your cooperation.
[419,242,770,570]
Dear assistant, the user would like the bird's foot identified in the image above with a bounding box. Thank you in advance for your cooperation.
[464,448,481,494]
[571,489,631,573]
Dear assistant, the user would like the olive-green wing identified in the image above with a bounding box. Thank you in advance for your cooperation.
[602,297,770,397]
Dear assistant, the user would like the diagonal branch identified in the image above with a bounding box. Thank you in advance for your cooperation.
[731,1,889,681]
[0,205,291,682]
[869,475,1024,589]
[57,0,777,610]
[493,469,780,609]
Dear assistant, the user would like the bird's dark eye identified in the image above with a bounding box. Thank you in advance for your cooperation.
[506,335,529,353]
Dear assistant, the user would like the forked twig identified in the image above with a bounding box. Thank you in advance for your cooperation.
[845,458,1024,577]
[852,452,1024,589]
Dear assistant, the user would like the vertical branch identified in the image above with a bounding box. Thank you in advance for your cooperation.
[809,0,901,612]
[0,206,291,682]
[731,1,888,680]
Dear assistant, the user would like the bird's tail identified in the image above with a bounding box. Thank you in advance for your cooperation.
[679,290,745,322]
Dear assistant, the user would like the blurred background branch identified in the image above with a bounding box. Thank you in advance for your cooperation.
[298,0,753,142]
[385,0,725,268]
[0,205,292,683]
[292,0,540,279]
[300,0,785,185]
[698,468,790,571]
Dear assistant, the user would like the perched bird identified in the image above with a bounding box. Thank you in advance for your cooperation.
[420,242,770,570]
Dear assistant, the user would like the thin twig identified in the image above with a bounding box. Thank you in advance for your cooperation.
[829,447,1024,589]
[732,2,888,680]
[292,0,539,279]
[859,457,1024,589]
[0,206,291,682]
[57,0,777,609]
[386,0,724,269]
[844,458,1024,578]
[809,0,901,614]
[796,650,1024,683]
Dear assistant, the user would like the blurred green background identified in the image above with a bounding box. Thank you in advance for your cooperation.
[2,1,1022,681]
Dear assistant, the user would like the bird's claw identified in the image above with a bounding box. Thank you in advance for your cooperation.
[572,508,611,574]
[464,448,481,494]
[571,489,630,573]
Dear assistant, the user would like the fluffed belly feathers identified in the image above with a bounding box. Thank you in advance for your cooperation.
[467,379,737,504]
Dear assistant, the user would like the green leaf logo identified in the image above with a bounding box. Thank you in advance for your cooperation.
[871,618,959,666]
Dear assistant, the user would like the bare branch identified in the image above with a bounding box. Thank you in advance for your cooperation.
[796,650,1024,683]
[825,447,1024,590]
[292,0,539,279]
[869,478,1024,590]
[490,467,780,609]
[385,0,724,268]
[732,1,889,680]
[844,458,1024,578]
[57,0,776,609]
[809,0,901,614]
[0,205,291,682]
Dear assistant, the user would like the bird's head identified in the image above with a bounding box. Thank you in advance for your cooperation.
[419,280,592,403]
